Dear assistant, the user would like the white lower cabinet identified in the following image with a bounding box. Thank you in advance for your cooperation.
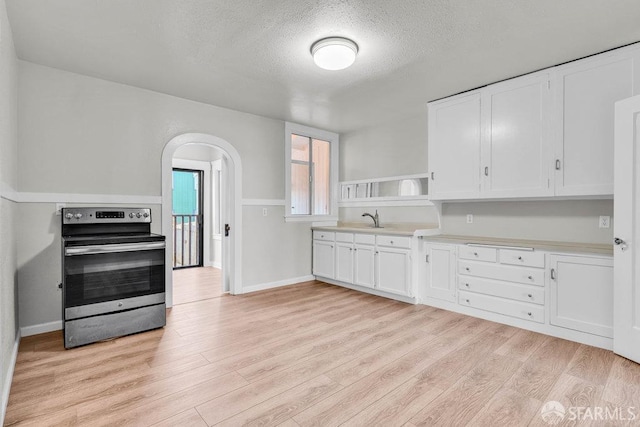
[354,243,375,288]
[312,230,414,300]
[549,254,613,338]
[376,246,411,296]
[424,244,457,302]
[335,242,354,283]
[312,240,335,279]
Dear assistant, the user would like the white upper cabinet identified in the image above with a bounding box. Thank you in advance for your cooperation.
[554,48,639,196]
[428,43,640,201]
[428,92,482,200]
[481,72,553,198]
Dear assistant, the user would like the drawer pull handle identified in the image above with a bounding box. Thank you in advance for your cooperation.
[465,283,470,287]
[473,252,478,256]
[518,256,523,261]
[527,275,533,280]
[466,267,470,272]
[527,294,533,298]
[390,240,394,244]
[527,312,532,317]
[465,299,470,303]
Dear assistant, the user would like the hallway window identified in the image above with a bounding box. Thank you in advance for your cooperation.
[285,122,339,221]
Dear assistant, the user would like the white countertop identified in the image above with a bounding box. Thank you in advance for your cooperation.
[311,224,613,256]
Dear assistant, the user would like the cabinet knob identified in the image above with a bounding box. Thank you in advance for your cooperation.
[527,312,532,316]
[466,267,470,272]
[465,299,470,303]
[527,275,533,280]
[473,252,478,256]
[465,283,470,287]
[527,294,533,298]
[390,240,394,244]
[349,248,352,251]
[518,256,523,261]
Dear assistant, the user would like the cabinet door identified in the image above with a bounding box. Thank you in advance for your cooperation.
[424,244,456,302]
[354,244,375,288]
[549,255,613,337]
[428,92,482,200]
[335,243,354,283]
[376,247,411,296]
[481,72,553,198]
[555,52,636,196]
[312,240,335,279]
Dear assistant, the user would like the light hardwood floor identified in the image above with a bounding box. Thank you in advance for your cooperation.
[5,281,640,426]
[173,267,224,305]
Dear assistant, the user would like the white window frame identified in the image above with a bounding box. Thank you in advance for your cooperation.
[285,121,339,222]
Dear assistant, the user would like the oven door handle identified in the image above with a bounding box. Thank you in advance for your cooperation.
[65,241,166,256]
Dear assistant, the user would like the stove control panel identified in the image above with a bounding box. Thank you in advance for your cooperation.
[62,208,152,224]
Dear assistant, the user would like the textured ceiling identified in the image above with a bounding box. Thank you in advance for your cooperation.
[6,0,640,133]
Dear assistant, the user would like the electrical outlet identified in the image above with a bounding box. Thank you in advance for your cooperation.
[599,216,610,229]
[466,214,473,224]
[262,208,268,217]
[55,203,66,216]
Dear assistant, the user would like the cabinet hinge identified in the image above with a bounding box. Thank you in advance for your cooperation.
[425,254,430,263]
[547,80,551,90]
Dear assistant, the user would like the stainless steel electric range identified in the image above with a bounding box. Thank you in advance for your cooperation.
[61,207,166,348]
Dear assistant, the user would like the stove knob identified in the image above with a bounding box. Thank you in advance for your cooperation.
[129,213,135,218]
[142,212,149,218]
[136,212,142,218]
[74,213,83,220]
[65,213,74,220]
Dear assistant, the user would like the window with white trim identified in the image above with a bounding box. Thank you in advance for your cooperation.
[285,122,339,221]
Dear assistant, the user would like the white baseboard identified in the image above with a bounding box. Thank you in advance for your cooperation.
[1,331,20,426]
[20,320,63,337]
[242,275,315,294]
[212,261,222,269]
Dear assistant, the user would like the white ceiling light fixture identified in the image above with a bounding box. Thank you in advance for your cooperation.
[311,37,359,71]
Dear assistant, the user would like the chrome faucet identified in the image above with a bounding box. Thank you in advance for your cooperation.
[362,210,381,228]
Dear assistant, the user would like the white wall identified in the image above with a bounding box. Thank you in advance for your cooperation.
[0,0,19,420]
[17,61,312,331]
[340,116,614,245]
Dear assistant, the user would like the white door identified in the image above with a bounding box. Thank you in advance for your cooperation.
[376,247,411,297]
[221,157,231,293]
[425,244,457,302]
[481,72,553,198]
[613,93,640,363]
[428,92,482,200]
[555,52,636,196]
[354,244,375,289]
[312,240,335,279]
[335,243,354,284]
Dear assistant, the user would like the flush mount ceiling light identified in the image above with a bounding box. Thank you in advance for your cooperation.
[311,37,359,71]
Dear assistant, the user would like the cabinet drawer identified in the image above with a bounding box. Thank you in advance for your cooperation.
[354,233,375,245]
[335,232,354,243]
[458,260,544,286]
[458,275,544,305]
[376,235,411,249]
[459,246,497,262]
[500,249,545,268]
[459,290,544,323]
[313,231,335,242]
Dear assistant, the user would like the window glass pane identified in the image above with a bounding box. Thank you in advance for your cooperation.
[312,139,330,215]
[291,134,310,162]
[291,163,310,215]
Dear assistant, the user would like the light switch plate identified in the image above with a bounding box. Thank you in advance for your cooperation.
[466,214,473,224]
[599,216,610,228]
[262,208,268,217]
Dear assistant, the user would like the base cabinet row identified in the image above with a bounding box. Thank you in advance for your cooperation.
[313,231,413,298]
[422,241,613,347]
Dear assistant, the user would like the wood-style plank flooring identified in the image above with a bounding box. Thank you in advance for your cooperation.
[173,267,223,305]
[5,280,640,426]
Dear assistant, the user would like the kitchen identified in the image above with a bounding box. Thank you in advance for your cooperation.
[2,0,640,425]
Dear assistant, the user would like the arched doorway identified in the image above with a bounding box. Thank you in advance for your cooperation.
[161,133,243,307]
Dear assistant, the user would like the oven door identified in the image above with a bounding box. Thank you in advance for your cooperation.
[63,241,165,310]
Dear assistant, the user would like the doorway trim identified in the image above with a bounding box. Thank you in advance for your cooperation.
[162,133,243,307]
